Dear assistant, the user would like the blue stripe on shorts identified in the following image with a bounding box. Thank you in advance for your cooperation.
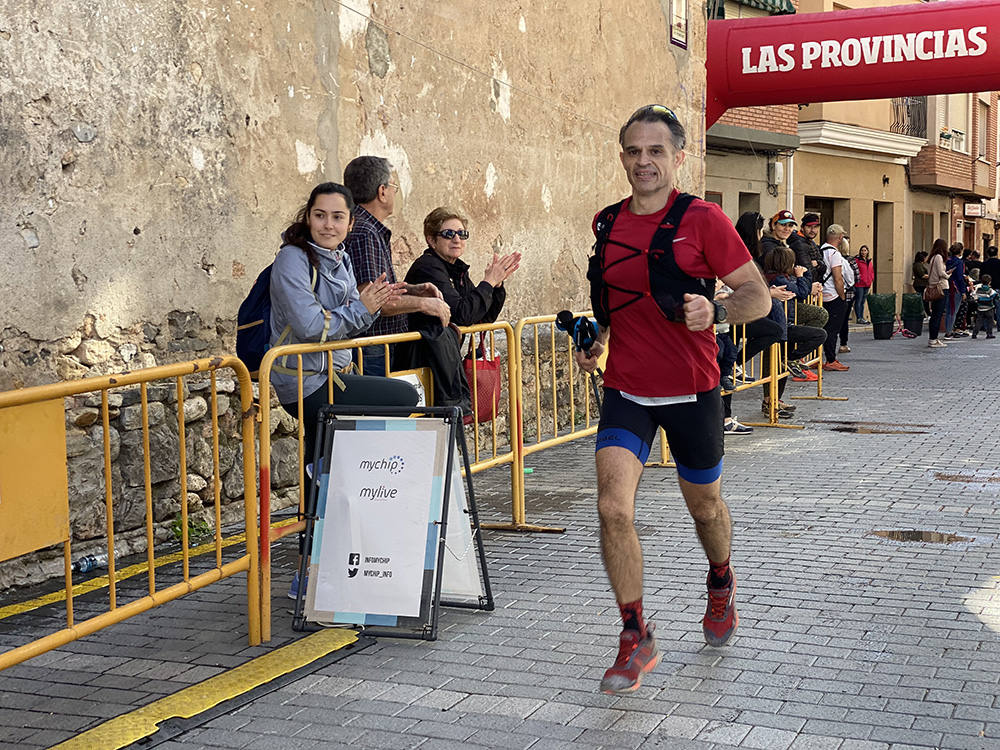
[595,427,651,464]
[676,458,723,485]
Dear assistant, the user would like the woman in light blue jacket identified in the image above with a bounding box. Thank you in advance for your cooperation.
[270,182,418,463]
[272,182,418,600]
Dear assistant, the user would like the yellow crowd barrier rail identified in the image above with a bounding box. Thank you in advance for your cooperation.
[0,357,260,671]
[255,323,519,642]
[497,312,604,534]
[792,293,849,403]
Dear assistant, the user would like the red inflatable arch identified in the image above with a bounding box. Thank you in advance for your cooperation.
[706,0,1000,128]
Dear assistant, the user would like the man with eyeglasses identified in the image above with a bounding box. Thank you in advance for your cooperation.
[343,156,452,376]
[575,105,770,694]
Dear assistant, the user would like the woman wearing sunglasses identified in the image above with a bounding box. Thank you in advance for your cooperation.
[403,207,520,328]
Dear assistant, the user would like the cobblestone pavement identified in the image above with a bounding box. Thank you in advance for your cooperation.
[1,330,998,749]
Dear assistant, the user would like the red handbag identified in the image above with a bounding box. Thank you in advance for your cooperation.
[463,333,502,424]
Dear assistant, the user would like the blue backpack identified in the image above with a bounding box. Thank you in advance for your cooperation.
[236,263,317,378]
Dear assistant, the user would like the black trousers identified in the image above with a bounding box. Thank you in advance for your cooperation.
[722,317,783,419]
[760,325,827,401]
[281,374,419,470]
[822,298,848,363]
[928,296,946,340]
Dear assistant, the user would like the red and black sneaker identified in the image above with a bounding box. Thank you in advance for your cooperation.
[703,573,739,646]
[599,624,660,694]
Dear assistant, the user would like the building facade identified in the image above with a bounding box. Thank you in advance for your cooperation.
[705,0,1000,297]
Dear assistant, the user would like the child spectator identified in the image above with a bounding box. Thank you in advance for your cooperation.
[972,275,998,339]
[716,329,738,392]
[760,246,827,416]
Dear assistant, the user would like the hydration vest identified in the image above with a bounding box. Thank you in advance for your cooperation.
[586,193,715,328]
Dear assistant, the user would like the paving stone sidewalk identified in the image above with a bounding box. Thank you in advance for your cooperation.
[1,330,998,749]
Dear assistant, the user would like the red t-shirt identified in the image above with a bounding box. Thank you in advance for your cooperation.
[593,190,752,397]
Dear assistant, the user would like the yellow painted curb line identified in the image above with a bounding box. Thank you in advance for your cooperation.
[50,628,359,750]
[0,519,298,622]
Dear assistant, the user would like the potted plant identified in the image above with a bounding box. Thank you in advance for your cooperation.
[867,292,896,339]
[901,292,925,336]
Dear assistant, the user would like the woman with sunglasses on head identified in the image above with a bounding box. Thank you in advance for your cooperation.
[404,207,521,328]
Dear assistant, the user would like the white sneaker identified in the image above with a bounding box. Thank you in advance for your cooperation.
[928,339,947,348]
[724,417,754,435]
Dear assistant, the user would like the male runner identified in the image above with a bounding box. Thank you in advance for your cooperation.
[576,105,770,694]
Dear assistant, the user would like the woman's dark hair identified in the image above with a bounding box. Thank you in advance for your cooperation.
[281,182,356,267]
[930,238,948,261]
[948,242,963,257]
[914,250,928,263]
[734,211,764,260]
[761,246,794,276]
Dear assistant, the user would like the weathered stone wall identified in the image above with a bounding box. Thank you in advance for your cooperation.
[0,0,706,389]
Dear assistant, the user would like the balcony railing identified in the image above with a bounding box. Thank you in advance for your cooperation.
[890,96,928,139]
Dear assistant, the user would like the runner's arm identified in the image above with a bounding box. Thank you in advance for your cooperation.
[683,260,770,331]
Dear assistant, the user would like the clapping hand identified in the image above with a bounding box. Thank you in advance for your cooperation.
[360,273,405,314]
[769,285,796,302]
[483,252,521,286]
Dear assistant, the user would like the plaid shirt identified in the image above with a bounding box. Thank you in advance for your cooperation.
[344,205,407,336]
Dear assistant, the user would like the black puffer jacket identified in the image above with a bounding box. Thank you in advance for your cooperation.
[788,230,826,283]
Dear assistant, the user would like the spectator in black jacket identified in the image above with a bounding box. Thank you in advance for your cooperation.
[396,208,520,411]
[981,246,1000,291]
[404,207,520,328]
[788,212,825,283]
[786,212,828,330]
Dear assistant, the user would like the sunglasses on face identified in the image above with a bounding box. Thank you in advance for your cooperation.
[437,229,469,241]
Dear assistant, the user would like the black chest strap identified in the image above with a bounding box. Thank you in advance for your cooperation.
[588,193,714,326]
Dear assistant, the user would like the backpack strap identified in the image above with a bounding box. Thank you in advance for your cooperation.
[587,200,626,328]
[278,264,326,375]
[647,193,715,319]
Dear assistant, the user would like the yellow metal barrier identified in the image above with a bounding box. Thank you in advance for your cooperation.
[791,293,849,403]
[718,319,794,429]
[0,357,260,671]
[498,312,606,534]
[256,323,519,642]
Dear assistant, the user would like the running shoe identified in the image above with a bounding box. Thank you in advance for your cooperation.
[787,361,805,379]
[928,339,947,348]
[600,625,660,694]
[822,361,849,371]
[704,573,739,646]
[800,368,819,381]
[720,375,736,392]
[723,418,753,435]
[857,318,870,324]
[839,344,851,353]
[776,399,797,412]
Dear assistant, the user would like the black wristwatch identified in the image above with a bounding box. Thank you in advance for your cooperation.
[713,301,728,324]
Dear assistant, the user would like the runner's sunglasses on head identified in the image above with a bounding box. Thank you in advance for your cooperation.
[625,104,678,128]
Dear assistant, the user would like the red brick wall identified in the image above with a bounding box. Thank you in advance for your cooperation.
[910,145,973,190]
[716,104,799,136]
